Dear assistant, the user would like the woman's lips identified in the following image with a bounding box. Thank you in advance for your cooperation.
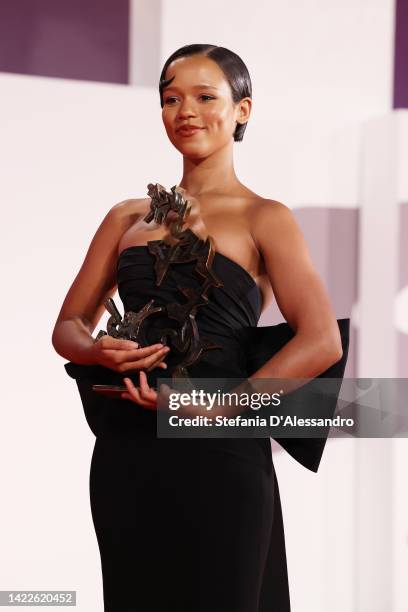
[177,127,204,136]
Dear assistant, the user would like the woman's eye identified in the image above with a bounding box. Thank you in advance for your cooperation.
[164,95,215,105]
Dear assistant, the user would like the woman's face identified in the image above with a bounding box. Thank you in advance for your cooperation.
[161,55,245,158]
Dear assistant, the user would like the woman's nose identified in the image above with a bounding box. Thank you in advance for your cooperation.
[177,101,197,118]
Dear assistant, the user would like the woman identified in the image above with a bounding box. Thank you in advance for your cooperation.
[52,44,343,612]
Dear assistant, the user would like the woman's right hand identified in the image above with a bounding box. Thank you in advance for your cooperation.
[88,334,170,373]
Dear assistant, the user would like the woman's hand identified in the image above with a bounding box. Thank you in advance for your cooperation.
[89,334,171,373]
[121,372,177,411]
[121,372,209,416]
[121,371,160,409]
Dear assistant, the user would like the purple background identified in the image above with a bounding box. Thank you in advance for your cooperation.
[0,0,129,83]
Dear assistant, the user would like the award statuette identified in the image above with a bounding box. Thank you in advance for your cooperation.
[91,181,226,396]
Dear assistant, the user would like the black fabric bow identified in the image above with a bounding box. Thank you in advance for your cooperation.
[237,318,350,472]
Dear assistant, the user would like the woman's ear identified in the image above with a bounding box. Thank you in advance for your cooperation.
[237,97,252,124]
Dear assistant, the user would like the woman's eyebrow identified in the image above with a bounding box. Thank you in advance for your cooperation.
[164,84,219,92]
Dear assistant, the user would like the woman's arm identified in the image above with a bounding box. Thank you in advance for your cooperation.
[249,200,343,380]
[51,199,146,364]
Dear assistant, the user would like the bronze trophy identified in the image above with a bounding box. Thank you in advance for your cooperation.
[92,182,224,396]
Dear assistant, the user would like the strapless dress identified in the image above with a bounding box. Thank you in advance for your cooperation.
[71,240,291,612]
[64,234,349,612]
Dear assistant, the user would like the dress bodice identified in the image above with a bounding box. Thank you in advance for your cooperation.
[116,243,262,380]
[117,245,261,329]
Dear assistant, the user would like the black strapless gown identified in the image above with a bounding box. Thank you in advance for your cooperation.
[80,244,291,611]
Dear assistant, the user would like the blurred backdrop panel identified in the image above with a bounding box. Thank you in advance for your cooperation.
[0,0,130,83]
[393,0,408,107]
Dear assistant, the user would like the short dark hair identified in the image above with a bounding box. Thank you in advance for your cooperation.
[159,44,252,143]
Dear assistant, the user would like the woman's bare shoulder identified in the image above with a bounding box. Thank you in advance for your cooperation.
[248,197,291,240]
[109,197,151,227]
[250,196,289,215]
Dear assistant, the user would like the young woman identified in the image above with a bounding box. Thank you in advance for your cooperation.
[52,44,343,612]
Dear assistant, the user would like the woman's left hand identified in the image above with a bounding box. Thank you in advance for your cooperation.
[121,371,162,410]
[121,371,210,416]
